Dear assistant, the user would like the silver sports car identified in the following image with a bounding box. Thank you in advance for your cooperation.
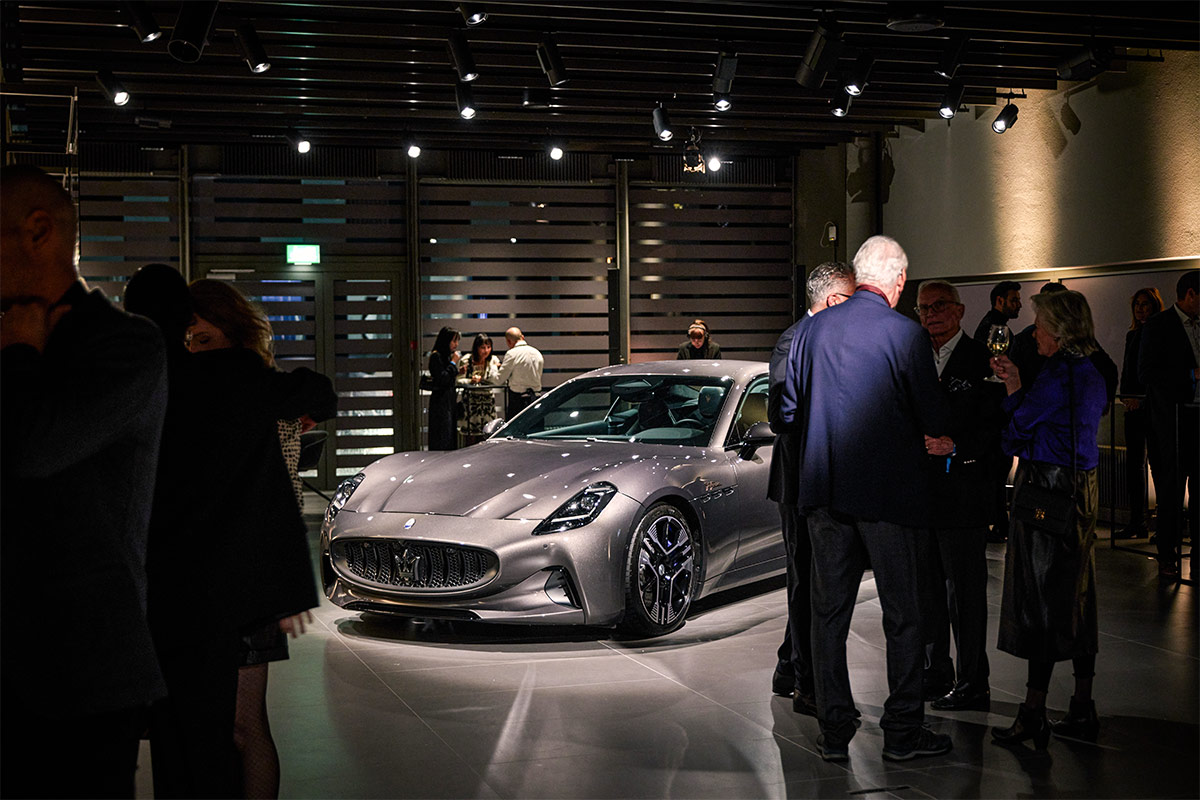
[320,360,785,636]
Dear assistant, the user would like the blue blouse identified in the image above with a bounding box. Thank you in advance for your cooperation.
[1001,354,1108,470]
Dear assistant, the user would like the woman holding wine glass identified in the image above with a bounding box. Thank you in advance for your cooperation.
[988,290,1109,749]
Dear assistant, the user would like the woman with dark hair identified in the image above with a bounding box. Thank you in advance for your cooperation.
[459,332,501,445]
[676,319,722,359]
[427,326,462,450]
[1116,287,1165,538]
[988,290,1108,749]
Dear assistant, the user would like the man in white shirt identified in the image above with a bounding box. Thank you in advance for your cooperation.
[496,326,544,417]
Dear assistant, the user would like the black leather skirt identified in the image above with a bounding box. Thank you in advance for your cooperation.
[998,459,1099,662]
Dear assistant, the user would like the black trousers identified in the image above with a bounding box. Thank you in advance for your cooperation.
[506,388,537,418]
[774,502,814,694]
[1151,404,1198,564]
[916,526,991,689]
[1124,407,1158,524]
[808,507,924,747]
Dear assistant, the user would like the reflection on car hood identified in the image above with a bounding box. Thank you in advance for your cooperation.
[348,437,709,520]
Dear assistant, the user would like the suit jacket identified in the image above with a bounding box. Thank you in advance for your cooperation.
[973,307,1012,343]
[925,333,1005,528]
[767,314,808,505]
[788,290,949,528]
[1,283,168,717]
[1138,306,1198,407]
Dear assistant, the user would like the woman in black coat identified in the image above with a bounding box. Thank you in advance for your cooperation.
[427,326,462,450]
[1117,287,1164,538]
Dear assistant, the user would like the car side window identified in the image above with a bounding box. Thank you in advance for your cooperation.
[726,377,770,445]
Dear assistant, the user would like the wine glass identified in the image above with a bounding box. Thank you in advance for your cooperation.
[985,324,1011,383]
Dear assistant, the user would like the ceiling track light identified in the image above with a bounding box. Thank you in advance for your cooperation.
[537,36,569,87]
[706,155,722,172]
[652,104,673,142]
[286,130,311,153]
[235,24,271,73]
[121,1,161,43]
[992,102,1019,133]
[934,35,968,79]
[712,51,738,94]
[1057,44,1114,81]
[447,30,478,82]
[167,0,219,63]
[549,144,564,161]
[406,142,421,158]
[796,18,843,89]
[831,87,853,117]
[455,80,477,119]
[457,3,487,26]
[713,92,732,112]
[843,52,875,96]
[938,80,964,119]
[96,69,130,106]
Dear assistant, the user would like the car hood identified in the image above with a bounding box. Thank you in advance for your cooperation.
[346,438,707,520]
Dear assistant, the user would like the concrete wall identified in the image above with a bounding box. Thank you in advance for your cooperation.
[880,49,1200,279]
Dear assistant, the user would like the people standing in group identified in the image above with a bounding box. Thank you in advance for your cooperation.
[427,326,462,450]
[1,165,168,798]
[1010,282,1118,400]
[973,280,1022,341]
[459,332,502,445]
[913,280,1004,713]
[1117,287,1165,539]
[989,289,1108,750]
[676,318,722,359]
[496,326,544,418]
[767,261,855,718]
[1138,269,1199,579]
[785,235,953,763]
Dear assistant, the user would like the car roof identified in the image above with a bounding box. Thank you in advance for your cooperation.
[571,360,768,385]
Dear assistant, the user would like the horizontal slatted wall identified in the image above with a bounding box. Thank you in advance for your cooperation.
[334,277,396,477]
[629,186,794,363]
[418,184,615,392]
[77,176,179,302]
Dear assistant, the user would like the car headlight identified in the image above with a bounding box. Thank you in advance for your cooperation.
[532,482,617,535]
[325,473,365,523]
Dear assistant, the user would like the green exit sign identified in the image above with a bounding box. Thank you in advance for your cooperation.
[286,244,320,265]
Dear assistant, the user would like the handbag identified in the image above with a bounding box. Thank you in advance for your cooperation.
[1010,360,1077,539]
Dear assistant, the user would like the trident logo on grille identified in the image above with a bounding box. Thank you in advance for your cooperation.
[394,547,422,586]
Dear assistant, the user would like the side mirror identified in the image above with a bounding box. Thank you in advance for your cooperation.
[482,418,505,437]
[738,420,775,459]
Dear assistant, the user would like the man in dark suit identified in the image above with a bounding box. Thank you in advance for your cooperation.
[972,279,1022,342]
[0,165,168,797]
[914,280,1004,712]
[1138,269,1199,578]
[767,261,855,716]
[785,235,952,763]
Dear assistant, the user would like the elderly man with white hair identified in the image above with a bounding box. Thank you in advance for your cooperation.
[784,235,953,763]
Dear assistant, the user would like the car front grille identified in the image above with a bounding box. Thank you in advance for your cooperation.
[335,539,498,591]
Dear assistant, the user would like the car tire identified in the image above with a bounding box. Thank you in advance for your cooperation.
[619,502,700,637]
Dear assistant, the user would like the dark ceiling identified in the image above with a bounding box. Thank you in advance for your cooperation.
[3,1,1198,159]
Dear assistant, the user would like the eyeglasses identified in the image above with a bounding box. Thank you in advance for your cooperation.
[914,300,961,316]
[833,292,854,301]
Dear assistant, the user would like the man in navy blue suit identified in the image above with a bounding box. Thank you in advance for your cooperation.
[785,235,952,763]
[767,261,855,717]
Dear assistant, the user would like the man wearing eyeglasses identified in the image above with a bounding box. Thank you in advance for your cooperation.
[914,280,1004,713]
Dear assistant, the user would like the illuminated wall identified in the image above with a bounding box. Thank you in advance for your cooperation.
[883,49,1200,278]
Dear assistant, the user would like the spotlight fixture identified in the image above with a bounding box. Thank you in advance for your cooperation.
[121,1,161,43]
[455,80,477,119]
[235,24,271,73]
[938,80,964,119]
[831,87,852,117]
[712,51,738,94]
[407,143,422,158]
[1057,45,1113,81]
[447,30,478,82]
[96,70,130,106]
[537,36,569,87]
[286,131,311,154]
[682,129,705,173]
[713,92,732,112]
[991,102,1018,133]
[135,115,172,129]
[652,104,673,142]
[843,52,875,96]
[549,145,564,161]
[706,155,722,172]
[521,87,551,109]
[934,35,968,79]
[886,3,944,32]
[167,0,218,63]
[457,3,487,26]
[796,18,843,90]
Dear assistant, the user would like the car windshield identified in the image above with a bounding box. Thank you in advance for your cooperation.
[496,375,733,445]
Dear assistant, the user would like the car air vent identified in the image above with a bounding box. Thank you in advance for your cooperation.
[335,539,498,591]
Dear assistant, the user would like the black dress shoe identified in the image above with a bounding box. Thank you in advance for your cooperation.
[922,671,954,702]
[930,684,990,711]
[992,703,1051,750]
[793,690,818,717]
[772,665,795,697]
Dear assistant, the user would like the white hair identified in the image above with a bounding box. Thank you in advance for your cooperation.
[916,279,961,303]
[852,235,908,288]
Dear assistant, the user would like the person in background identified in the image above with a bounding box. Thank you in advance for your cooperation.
[427,326,462,450]
[973,280,1022,341]
[459,332,501,446]
[496,326,544,417]
[989,289,1107,750]
[1,164,168,799]
[1116,287,1164,539]
[186,278,330,799]
[767,261,855,718]
[1138,269,1199,578]
[676,318,721,359]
